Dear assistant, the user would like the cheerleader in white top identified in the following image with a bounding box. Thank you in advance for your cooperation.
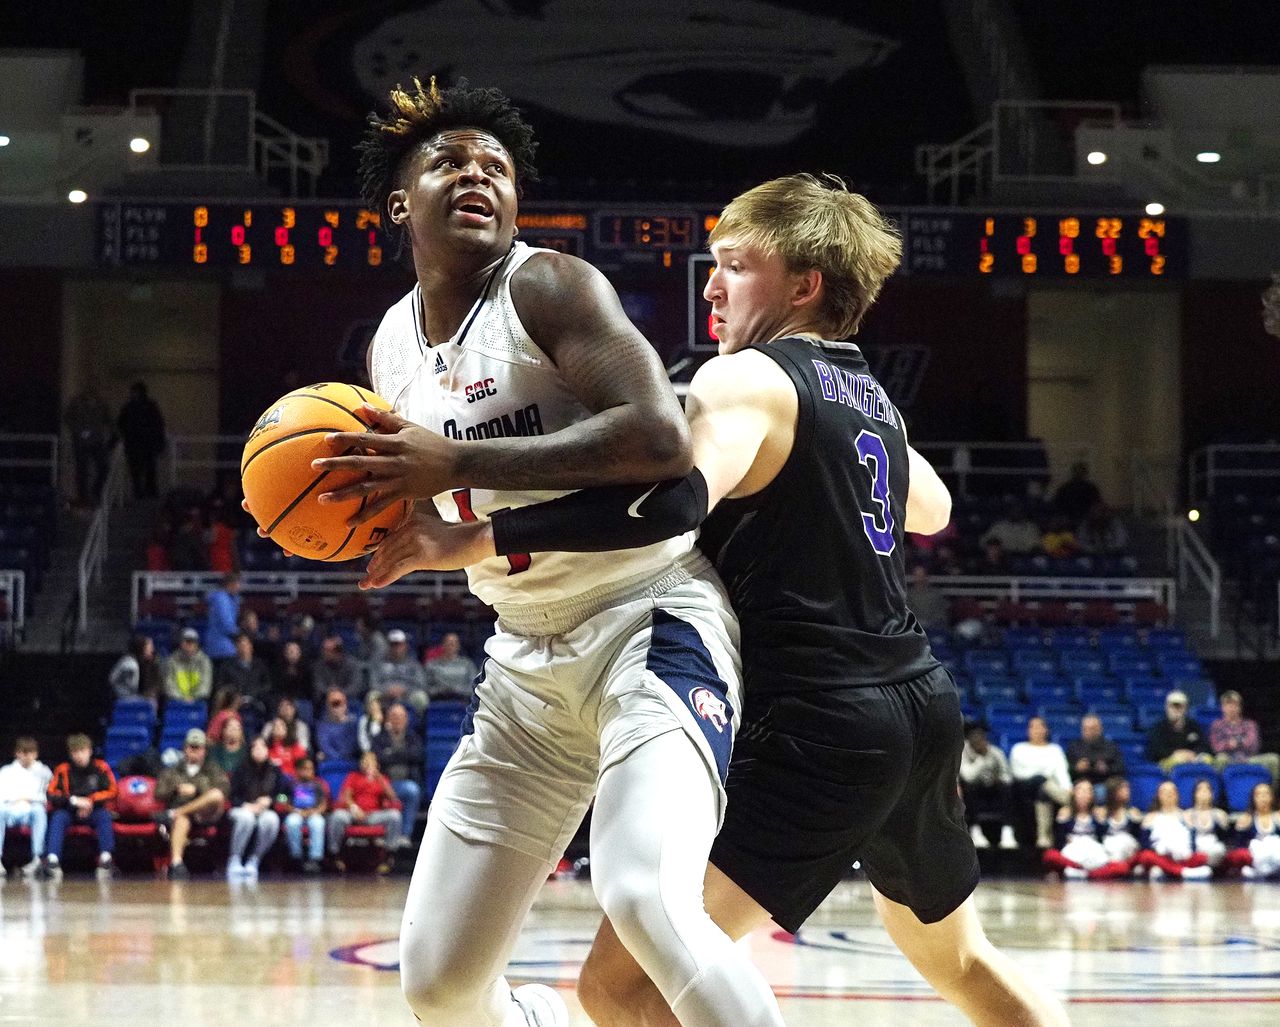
[1044,779,1135,880]
[1182,778,1228,869]
[1225,782,1280,880]
[1137,780,1213,880]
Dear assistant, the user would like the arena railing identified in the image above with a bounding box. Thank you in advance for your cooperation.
[1173,521,1221,639]
[912,441,1092,498]
[77,445,130,632]
[131,569,472,626]
[1188,444,1280,504]
[0,433,59,486]
[929,575,1176,616]
[0,569,25,644]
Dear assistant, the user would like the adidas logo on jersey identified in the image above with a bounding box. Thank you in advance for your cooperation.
[434,352,448,375]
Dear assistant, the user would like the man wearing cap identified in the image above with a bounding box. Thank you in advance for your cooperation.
[371,629,430,714]
[154,728,229,879]
[1210,691,1280,782]
[1145,690,1212,773]
[164,628,214,703]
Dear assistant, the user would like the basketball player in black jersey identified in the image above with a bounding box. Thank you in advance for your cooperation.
[372,174,1070,1026]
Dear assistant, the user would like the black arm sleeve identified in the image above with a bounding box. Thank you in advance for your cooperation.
[490,469,709,555]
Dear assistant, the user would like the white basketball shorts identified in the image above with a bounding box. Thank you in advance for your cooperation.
[429,551,742,865]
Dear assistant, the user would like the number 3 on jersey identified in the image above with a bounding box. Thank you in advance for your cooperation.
[451,489,532,575]
[854,430,895,556]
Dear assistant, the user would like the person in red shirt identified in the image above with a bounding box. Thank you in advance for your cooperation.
[325,750,402,859]
[265,717,307,779]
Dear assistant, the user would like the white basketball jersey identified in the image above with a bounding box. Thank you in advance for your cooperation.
[370,242,693,609]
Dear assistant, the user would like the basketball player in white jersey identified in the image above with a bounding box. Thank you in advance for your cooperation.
[312,80,785,1027]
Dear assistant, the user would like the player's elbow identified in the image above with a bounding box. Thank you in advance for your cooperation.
[640,413,694,478]
[907,488,952,536]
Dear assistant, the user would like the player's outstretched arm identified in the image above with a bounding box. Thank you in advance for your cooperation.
[905,445,951,535]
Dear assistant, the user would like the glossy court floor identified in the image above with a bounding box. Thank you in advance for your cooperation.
[2,873,1279,1025]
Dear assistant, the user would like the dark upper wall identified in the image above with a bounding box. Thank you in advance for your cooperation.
[0,271,62,433]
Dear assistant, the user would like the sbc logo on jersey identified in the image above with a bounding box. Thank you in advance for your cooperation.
[465,378,498,403]
[689,687,729,733]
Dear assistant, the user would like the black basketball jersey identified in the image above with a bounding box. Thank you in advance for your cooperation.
[700,336,938,695]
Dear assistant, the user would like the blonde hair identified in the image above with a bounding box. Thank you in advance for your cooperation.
[709,173,901,337]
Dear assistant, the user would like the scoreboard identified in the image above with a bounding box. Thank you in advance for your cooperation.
[96,201,1186,280]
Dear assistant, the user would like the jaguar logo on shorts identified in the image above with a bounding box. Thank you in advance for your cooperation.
[689,687,729,733]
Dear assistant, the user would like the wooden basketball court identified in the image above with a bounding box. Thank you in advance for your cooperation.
[4,875,1279,1024]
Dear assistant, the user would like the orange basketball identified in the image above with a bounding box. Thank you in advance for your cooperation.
[240,382,409,562]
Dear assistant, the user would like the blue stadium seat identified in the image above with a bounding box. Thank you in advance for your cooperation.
[1124,678,1168,705]
[163,700,208,729]
[1047,627,1092,649]
[1109,654,1155,677]
[158,728,189,754]
[1042,710,1083,743]
[1075,676,1124,704]
[964,651,1010,676]
[111,698,157,730]
[1180,681,1219,708]
[1146,628,1190,651]
[1158,655,1203,679]
[1191,704,1220,728]
[1061,653,1107,676]
[1135,706,1166,731]
[425,701,468,739]
[1002,627,1045,649]
[1012,653,1059,676]
[1127,765,1168,812]
[1171,763,1220,808]
[1223,763,1273,813]
[1098,626,1141,649]
[1091,704,1136,736]
[1025,677,1076,705]
[321,768,352,805]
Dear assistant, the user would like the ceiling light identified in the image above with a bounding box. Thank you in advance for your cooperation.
[1187,509,1201,523]
[1196,151,1221,163]
[0,134,10,147]
[1145,201,1165,216]
[1086,151,1107,165]
[67,189,88,204]
[129,136,151,154]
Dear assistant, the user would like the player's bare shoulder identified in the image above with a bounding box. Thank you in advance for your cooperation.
[689,347,797,423]
[508,249,625,358]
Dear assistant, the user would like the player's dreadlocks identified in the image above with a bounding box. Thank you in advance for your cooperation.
[357,76,538,225]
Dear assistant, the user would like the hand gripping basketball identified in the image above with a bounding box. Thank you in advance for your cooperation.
[313,406,460,526]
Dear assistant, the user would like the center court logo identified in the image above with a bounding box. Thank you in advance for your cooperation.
[689,687,729,733]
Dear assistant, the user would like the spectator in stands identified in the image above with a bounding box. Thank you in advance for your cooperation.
[287,614,318,659]
[154,728,229,879]
[238,607,279,670]
[209,717,246,774]
[1146,690,1213,772]
[1066,715,1125,796]
[1053,462,1102,527]
[217,631,272,718]
[316,689,360,764]
[968,537,1009,575]
[260,696,311,754]
[205,503,238,575]
[164,628,214,702]
[371,703,424,849]
[117,380,166,499]
[146,527,172,571]
[110,632,162,708]
[980,501,1042,555]
[64,385,113,507]
[326,749,404,864]
[904,565,949,632]
[273,640,313,703]
[358,692,385,752]
[1229,782,1280,880]
[169,505,207,571]
[1040,515,1078,559]
[282,755,329,873]
[425,632,481,703]
[0,738,53,879]
[45,734,117,879]
[353,613,389,687]
[1010,717,1073,848]
[1184,778,1228,871]
[1210,690,1280,782]
[206,686,243,745]
[314,634,362,703]
[1100,777,1142,867]
[371,629,429,713]
[265,716,308,778]
[205,572,242,667]
[958,722,1017,850]
[1076,501,1128,556]
[226,737,284,878]
[1137,780,1212,880]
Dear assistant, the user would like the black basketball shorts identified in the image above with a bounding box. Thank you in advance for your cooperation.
[709,664,979,934]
